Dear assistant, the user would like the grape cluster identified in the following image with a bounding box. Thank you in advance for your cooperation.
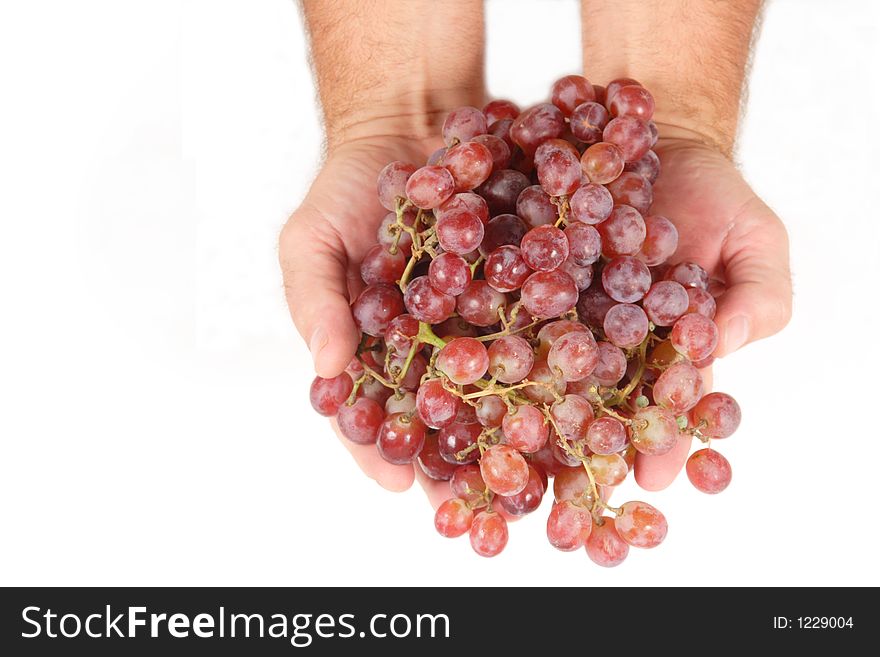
[309,74,742,564]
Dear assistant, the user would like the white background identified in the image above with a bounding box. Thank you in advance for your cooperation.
[1,0,879,586]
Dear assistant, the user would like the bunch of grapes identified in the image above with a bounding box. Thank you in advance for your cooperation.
[309,74,741,565]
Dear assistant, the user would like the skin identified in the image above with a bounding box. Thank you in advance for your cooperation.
[280,0,791,502]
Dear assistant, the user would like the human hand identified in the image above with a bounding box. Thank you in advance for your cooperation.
[280,133,446,492]
[633,131,792,491]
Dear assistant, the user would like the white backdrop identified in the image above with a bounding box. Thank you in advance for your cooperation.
[1,0,878,586]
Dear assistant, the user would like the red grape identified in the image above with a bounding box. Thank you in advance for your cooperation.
[404,276,455,324]
[629,406,679,456]
[353,283,405,337]
[580,142,624,184]
[585,518,630,567]
[521,225,570,271]
[606,171,653,214]
[605,77,642,106]
[385,390,417,415]
[309,374,354,417]
[585,416,627,455]
[480,213,528,254]
[483,99,520,124]
[337,397,385,445]
[520,270,578,319]
[438,422,482,465]
[435,498,474,537]
[602,256,651,302]
[535,139,582,196]
[577,282,617,328]
[428,252,472,296]
[444,141,494,191]
[597,205,647,257]
[437,337,490,385]
[517,185,558,228]
[484,245,532,293]
[472,133,511,172]
[405,165,455,209]
[591,342,627,386]
[671,312,719,361]
[510,103,566,154]
[487,335,535,383]
[418,433,459,481]
[665,261,709,290]
[553,467,595,506]
[615,501,668,548]
[547,501,593,551]
[639,215,678,266]
[643,280,689,326]
[603,303,649,349]
[377,412,426,464]
[476,169,531,215]
[550,394,594,441]
[686,287,717,319]
[548,331,599,382]
[603,116,652,162]
[437,191,490,225]
[591,453,628,486]
[565,222,602,267]
[550,75,596,116]
[416,378,461,429]
[624,149,660,183]
[686,449,732,494]
[442,106,488,145]
[570,101,609,144]
[480,444,529,496]
[691,392,741,438]
[609,85,655,120]
[470,510,508,557]
[451,464,488,508]
[360,243,407,286]
[502,404,549,453]
[376,209,416,253]
[377,161,417,211]
[497,465,545,516]
[653,361,704,413]
[475,394,506,428]
[570,183,614,224]
[457,280,507,326]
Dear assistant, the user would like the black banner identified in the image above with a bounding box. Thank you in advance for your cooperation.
[0,587,869,654]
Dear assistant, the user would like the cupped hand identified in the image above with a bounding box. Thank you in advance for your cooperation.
[280,134,441,492]
[633,134,792,491]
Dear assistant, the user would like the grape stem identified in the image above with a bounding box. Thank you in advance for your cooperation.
[605,334,651,407]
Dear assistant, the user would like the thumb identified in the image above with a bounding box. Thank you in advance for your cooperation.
[714,199,792,357]
[279,207,360,378]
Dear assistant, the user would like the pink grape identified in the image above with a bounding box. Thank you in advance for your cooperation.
[457,280,507,326]
[586,416,627,455]
[437,337,490,385]
[565,222,602,266]
[377,161,417,211]
[488,118,515,148]
[438,422,482,465]
[585,519,630,567]
[476,169,531,215]
[535,139,582,196]
[653,361,704,412]
[516,185,558,228]
[537,320,590,354]
[502,404,549,453]
[570,183,614,224]
[418,433,458,481]
[666,261,709,290]
[686,287,717,318]
[521,225,570,271]
[559,256,594,291]
[442,106,487,145]
[671,312,719,361]
[405,165,455,209]
[592,84,607,104]
[570,101,609,144]
[603,116,653,162]
[550,394,594,441]
[428,252,471,296]
[434,498,474,537]
[691,392,742,438]
[444,141,494,191]
[484,245,532,293]
[472,133,512,171]
[550,75,596,116]
[591,342,627,386]
[360,243,407,286]
[451,464,488,508]
[603,303,649,349]
[590,453,628,486]
[384,314,419,354]
[470,511,509,557]
[553,467,595,506]
[358,375,393,406]
[416,378,461,429]
[629,406,679,456]
[602,256,651,303]
[436,209,484,255]
[520,270,578,319]
[337,397,384,445]
[606,172,653,214]
[577,283,617,328]
[510,103,566,154]
[615,501,668,548]
[309,374,354,416]
[404,276,455,324]
[498,465,545,517]
[624,149,661,183]
[480,213,528,254]
[487,335,535,383]
[639,215,679,266]
[437,191,490,225]
[480,444,530,496]
[547,501,593,551]
[483,99,520,124]
[377,412,426,465]
[597,205,647,257]
[580,142,624,184]
[686,449,732,494]
[475,394,506,428]
[605,77,642,106]
[353,283,405,337]
[548,331,599,382]
[385,351,427,391]
[609,85,655,120]
[376,209,416,253]
[385,391,417,415]
[643,280,689,326]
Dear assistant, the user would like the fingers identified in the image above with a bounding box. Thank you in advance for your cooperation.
[331,419,415,492]
[414,467,453,511]
[714,198,792,357]
[634,367,712,491]
[279,208,360,378]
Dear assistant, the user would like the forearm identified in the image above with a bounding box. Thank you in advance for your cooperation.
[581,0,763,155]
[302,0,485,149]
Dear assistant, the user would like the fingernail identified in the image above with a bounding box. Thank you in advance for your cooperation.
[723,315,749,355]
[309,325,328,370]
